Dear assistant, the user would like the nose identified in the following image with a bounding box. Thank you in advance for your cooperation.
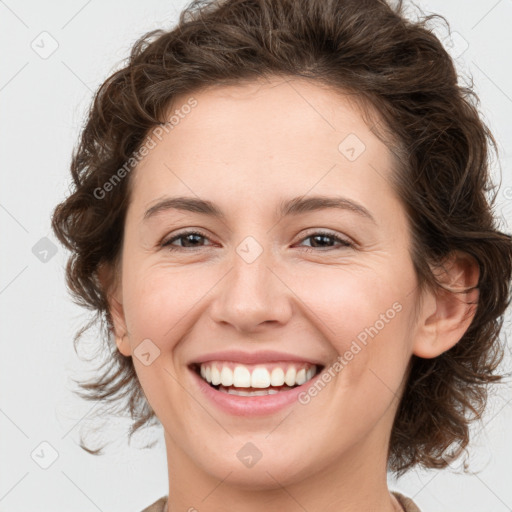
[209,244,293,333]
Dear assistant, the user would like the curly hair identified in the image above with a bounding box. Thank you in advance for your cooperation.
[51,0,512,476]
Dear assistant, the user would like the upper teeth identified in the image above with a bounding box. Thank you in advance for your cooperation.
[199,362,317,388]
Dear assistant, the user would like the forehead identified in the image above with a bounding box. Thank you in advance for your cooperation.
[166,76,378,150]
[128,76,399,218]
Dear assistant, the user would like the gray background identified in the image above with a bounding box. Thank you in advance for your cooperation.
[1,0,511,510]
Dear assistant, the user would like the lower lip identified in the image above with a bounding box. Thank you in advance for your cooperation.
[189,367,321,416]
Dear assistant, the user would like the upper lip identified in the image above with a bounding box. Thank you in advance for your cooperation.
[189,350,325,366]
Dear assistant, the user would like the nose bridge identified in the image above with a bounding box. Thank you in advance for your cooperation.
[211,234,292,331]
[233,235,273,298]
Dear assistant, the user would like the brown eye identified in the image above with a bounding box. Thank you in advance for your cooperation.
[160,230,353,252]
[162,230,212,250]
[297,231,353,250]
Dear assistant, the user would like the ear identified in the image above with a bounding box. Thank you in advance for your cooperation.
[97,262,132,357]
[412,250,480,359]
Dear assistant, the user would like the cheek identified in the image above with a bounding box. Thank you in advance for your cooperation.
[296,265,401,345]
[296,265,413,392]
[122,264,201,342]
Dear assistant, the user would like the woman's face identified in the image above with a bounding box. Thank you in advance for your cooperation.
[111,76,426,489]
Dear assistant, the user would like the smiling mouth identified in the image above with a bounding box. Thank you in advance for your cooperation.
[190,361,324,396]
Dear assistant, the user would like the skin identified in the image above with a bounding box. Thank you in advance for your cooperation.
[103,76,479,512]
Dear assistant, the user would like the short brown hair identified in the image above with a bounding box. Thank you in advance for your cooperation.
[51,0,512,475]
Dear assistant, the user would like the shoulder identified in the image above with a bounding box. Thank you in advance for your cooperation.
[392,491,422,512]
[140,495,168,512]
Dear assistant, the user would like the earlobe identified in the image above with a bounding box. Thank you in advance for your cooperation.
[412,251,480,359]
[97,262,132,357]
[115,333,132,357]
[109,295,132,357]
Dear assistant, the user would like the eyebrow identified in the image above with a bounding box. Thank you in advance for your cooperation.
[143,195,376,223]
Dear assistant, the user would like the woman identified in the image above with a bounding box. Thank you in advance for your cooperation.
[52,0,512,510]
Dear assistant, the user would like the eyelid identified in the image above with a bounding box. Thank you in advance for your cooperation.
[160,228,355,251]
[160,228,213,248]
[296,228,354,248]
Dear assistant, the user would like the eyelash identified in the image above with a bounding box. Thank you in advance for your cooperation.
[161,230,354,252]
